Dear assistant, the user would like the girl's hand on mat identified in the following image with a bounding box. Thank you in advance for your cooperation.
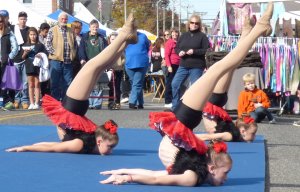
[6,146,26,152]
[100,174,128,185]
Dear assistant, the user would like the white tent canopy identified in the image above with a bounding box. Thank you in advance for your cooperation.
[73,2,98,24]
[0,0,55,28]
[73,2,114,36]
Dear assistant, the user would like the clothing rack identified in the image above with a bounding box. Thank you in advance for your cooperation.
[208,35,300,114]
[207,35,300,93]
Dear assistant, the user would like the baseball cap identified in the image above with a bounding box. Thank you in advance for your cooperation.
[0,10,9,17]
[18,11,28,18]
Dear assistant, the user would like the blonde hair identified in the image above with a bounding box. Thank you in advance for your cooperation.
[242,73,255,83]
[186,14,202,32]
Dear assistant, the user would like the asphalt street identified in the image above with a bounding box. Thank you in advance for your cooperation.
[1,94,300,192]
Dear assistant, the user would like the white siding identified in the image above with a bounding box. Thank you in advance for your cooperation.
[19,0,53,16]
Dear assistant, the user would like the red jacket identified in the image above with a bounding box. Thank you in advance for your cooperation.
[164,39,180,67]
[237,88,271,118]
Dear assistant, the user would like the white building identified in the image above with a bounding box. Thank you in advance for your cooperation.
[17,0,73,16]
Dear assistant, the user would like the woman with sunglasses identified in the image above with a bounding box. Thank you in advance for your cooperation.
[171,14,210,111]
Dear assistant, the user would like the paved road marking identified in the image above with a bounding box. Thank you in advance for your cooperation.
[0,111,43,121]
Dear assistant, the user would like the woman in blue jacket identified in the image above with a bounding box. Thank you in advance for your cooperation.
[125,32,150,109]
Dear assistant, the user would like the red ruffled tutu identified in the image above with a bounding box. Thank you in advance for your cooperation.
[203,102,232,122]
[149,112,207,155]
[42,95,97,133]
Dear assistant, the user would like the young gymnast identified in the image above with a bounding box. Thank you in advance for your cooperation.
[6,13,138,155]
[100,2,273,186]
[196,17,260,143]
[196,70,258,142]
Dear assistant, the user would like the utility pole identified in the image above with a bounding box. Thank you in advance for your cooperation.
[156,0,162,37]
[124,0,127,22]
[179,0,181,32]
[163,4,165,32]
[171,0,176,28]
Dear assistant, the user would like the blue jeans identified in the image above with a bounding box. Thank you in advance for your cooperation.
[250,106,274,123]
[165,64,179,104]
[14,61,29,104]
[50,60,73,101]
[125,67,148,106]
[171,66,204,110]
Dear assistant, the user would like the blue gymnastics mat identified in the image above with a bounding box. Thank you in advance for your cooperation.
[0,125,265,192]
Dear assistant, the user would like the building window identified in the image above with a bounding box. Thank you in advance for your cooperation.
[23,0,32,3]
[65,0,70,9]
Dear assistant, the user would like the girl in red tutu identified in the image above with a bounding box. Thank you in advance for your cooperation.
[100,3,273,186]
[196,15,259,142]
[6,13,138,155]
[197,70,258,142]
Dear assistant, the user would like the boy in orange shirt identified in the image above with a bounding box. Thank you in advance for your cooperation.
[238,73,276,123]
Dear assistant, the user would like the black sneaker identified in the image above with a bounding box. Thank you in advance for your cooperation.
[137,105,144,109]
[129,103,137,109]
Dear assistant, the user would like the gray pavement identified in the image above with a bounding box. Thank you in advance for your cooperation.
[1,94,300,192]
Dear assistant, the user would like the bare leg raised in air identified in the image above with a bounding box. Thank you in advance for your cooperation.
[182,3,273,110]
[67,13,137,100]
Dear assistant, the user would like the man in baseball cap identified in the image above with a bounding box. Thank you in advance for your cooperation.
[0,10,10,25]
[0,10,9,17]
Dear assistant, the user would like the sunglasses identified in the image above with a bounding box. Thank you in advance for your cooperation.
[190,21,200,25]
[164,34,170,36]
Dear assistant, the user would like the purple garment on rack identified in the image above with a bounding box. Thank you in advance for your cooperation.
[226,3,252,35]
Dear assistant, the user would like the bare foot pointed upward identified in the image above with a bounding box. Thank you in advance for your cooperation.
[256,2,274,36]
[119,12,138,44]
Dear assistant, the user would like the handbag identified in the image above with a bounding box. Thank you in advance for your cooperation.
[0,60,23,90]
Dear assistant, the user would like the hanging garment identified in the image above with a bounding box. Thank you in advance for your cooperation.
[226,3,252,35]
[260,2,285,37]
[295,19,300,38]
[219,0,229,36]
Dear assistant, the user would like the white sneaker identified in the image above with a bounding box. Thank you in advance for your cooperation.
[164,103,172,108]
[269,118,276,124]
[28,104,35,110]
[293,121,300,127]
[33,104,39,110]
[121,97,129,103]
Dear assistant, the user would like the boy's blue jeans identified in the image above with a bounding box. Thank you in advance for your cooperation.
[250,106,274,122]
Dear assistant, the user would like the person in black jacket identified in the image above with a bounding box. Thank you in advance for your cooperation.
[0,14,18,109]
[171,14,210,110]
